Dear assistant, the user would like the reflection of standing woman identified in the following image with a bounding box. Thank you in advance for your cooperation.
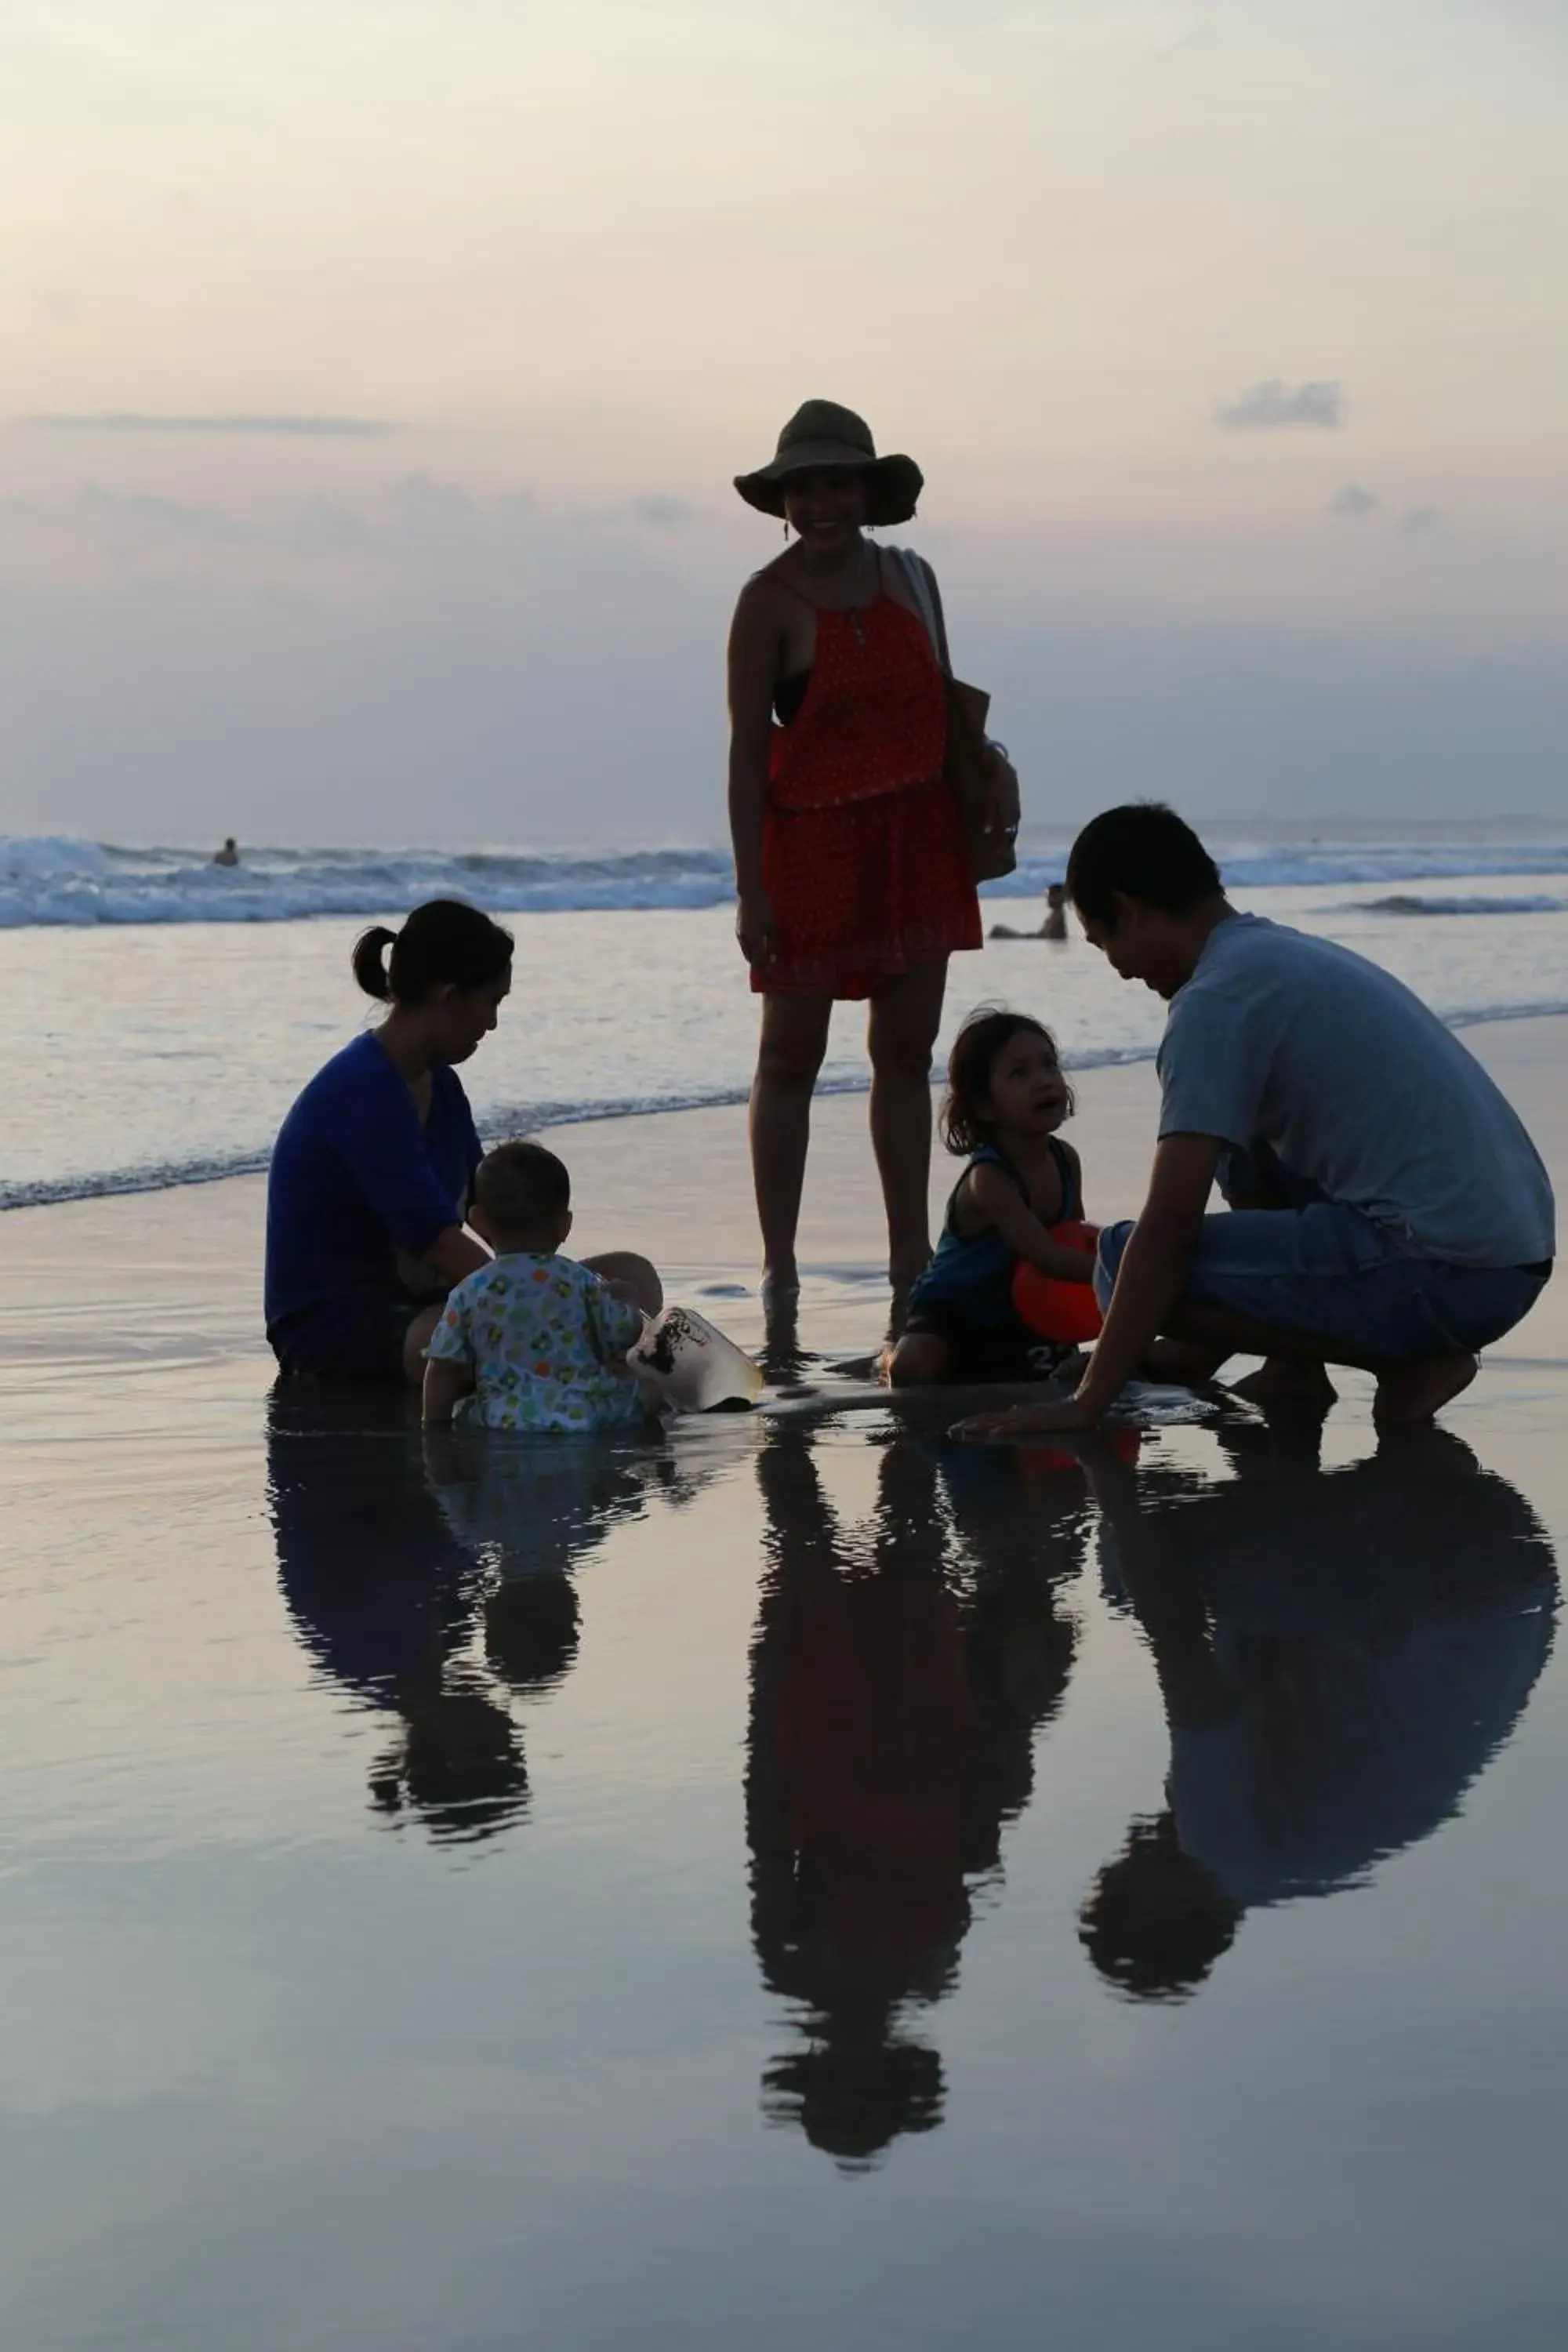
[728,401,1004,1318]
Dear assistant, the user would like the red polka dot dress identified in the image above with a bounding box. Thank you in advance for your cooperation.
[757,592,982,1000]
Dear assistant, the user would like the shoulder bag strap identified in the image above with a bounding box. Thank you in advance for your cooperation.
[893,546,944,669]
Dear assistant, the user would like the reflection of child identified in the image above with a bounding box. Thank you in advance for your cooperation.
[890,1010,1098,1385]
[422,1141,656,1432]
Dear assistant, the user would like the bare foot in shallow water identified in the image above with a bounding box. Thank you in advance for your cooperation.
[1230,1358,1339,1415]
[759,1265,800,1319]
[1373,1352,1478,1424]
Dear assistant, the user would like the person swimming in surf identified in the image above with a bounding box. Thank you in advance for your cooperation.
[989,883,1068,942]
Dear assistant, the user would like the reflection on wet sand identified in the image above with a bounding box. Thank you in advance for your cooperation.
[746,1425,1089,2169]
[265,1388,677,1846]
[268,1383,1559,2162]
[1081,1422,1558,2002]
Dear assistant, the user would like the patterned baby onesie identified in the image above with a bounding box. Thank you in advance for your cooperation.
[425,1254,648,1432]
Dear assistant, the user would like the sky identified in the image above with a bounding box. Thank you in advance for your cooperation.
[3,0,1567,847]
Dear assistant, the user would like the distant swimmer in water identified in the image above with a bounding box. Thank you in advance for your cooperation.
[989,882,1068,942]
[213,837,240,868]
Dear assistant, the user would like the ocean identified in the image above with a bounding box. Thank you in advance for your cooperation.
[6,832,1568,1211]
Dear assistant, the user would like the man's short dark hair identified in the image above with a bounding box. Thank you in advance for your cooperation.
[1065,803,1224,927]
[473,1139,570,1232]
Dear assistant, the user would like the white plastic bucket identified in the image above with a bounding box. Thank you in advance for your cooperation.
[627,1306,765,1414]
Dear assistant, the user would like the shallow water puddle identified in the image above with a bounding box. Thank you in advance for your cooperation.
[2,1381,1566,2350]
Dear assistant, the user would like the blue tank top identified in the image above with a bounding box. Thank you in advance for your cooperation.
[907,1139,1082,1328]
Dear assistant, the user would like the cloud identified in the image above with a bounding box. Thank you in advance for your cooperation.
[20,412,401,439]
[1327,488,1443,535]
[78,486,256,544]
[376,473,536,560]
[290,495,380,558]
[1215,379,1344,431]
[0,485,254,546]
[630,495,695,532]
[2,471,551,572]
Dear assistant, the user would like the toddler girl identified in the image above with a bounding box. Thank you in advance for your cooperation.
[423,1141,660,1432]
[889,1009,1098,1386]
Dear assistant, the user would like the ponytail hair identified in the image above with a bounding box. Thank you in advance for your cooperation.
[351,924,398,1001]
[352,899,514,1007]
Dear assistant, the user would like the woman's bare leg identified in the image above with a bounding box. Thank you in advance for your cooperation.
[868,960,949,1300]
[750,993,833,1298]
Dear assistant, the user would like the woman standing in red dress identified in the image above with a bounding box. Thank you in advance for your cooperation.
[728,401,1008,1326]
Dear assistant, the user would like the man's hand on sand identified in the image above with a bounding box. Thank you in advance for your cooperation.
[951,1394,1104,1442]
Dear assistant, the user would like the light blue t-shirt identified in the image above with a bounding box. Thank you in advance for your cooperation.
[1157,914,1555,1269]
[425,1252,647,1433]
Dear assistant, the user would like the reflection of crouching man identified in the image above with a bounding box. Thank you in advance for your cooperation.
[971,804,1554,1434]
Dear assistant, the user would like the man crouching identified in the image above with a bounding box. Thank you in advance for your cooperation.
[960,803,1554,1437]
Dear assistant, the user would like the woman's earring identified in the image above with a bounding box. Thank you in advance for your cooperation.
[782,521,789,541]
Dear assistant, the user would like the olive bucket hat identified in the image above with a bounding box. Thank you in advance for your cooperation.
[734,399,924,526]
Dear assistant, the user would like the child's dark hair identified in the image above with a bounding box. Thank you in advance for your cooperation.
[939,1007,1073,1156]
[1065,804,1223,929]
[353,898,514,1005]
[1077,1813,1240,2002]
[485,1575,581,1693]
[473,1140,570,1236]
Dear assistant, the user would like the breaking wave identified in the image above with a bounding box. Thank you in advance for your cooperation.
[7,836,1568,927]
[1352,893,1566,916]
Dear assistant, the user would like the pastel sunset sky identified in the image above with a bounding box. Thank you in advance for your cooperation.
[4,0,1566,843]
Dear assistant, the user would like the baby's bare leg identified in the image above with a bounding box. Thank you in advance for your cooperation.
[585,1251,663,1318]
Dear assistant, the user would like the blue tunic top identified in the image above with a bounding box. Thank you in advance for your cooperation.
[908,1138,1082,1330]
[265,1032,483,1367]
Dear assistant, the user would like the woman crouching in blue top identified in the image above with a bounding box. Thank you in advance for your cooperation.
[265,899,661,1384]
[887,1008,1099,1386]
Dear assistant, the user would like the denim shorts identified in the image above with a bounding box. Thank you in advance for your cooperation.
[1094,1206,1548,1362]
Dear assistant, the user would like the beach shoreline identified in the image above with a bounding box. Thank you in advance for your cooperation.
[3,1013,1564,1408]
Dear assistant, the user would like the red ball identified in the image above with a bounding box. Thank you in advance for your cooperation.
[1011,1221,1103,1345]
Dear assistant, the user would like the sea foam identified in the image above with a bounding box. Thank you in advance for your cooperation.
[6,837,1568,928]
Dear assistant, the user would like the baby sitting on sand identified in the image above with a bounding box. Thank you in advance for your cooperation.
[423,1141,659,1432]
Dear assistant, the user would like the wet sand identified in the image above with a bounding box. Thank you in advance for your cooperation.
[2,1019,1566,2349]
